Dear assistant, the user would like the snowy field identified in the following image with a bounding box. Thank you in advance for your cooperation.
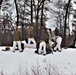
[0,47,76,75]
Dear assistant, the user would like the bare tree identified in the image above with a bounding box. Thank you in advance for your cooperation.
[40,0,45,29]
[64,0,71,47]
[0,0,3,8]
[14,0,19,26]
[31,0,33,24]
[0,0,3,5]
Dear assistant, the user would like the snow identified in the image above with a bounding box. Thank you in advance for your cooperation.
[0,0,76,74]
[0,47,76,75]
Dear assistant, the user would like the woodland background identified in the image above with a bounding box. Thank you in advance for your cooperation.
[0,0,76,47]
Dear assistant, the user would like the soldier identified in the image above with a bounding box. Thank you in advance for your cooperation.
[35,27,53,55]
[12,26,22,52]
[27,25,36,48]
[47,28,56,48]
[37,27,48,55]
[47,28,62,52]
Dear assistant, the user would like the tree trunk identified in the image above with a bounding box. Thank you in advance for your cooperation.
[14,0,19,26]
[0,0,3,8]
[35,0,40,41]
[64,0,71,47]
[0,0,3,5]
[41,0,45,29]
[31,0,33,25]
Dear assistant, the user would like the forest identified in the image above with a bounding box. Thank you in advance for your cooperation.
[0,0,76,47]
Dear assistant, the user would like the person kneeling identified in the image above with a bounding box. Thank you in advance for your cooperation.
[35,41,52,55]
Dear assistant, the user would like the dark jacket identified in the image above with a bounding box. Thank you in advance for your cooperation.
[40,29,48,42]
[37,28,48,44]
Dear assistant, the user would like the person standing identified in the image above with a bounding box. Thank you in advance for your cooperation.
[12,26,22,52]
[27,25,36,48]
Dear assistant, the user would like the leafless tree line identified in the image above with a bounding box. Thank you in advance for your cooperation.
[0,0,73,47]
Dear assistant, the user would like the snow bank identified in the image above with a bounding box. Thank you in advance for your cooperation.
[0,47,76,75]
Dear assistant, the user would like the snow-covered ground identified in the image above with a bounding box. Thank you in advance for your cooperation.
[0,47,76,75]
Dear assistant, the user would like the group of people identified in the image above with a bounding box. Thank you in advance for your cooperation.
[35,27,62,55]
[12,25,62,55]
[12,25,36,52]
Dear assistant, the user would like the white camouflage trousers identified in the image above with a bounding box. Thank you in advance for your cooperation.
[54,36,62,51]
[28,38,36,47]
[13,41,22,52]
[38,41,46,54]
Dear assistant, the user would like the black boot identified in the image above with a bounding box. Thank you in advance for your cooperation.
[53,50,56,52]
[19,50,23,53]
